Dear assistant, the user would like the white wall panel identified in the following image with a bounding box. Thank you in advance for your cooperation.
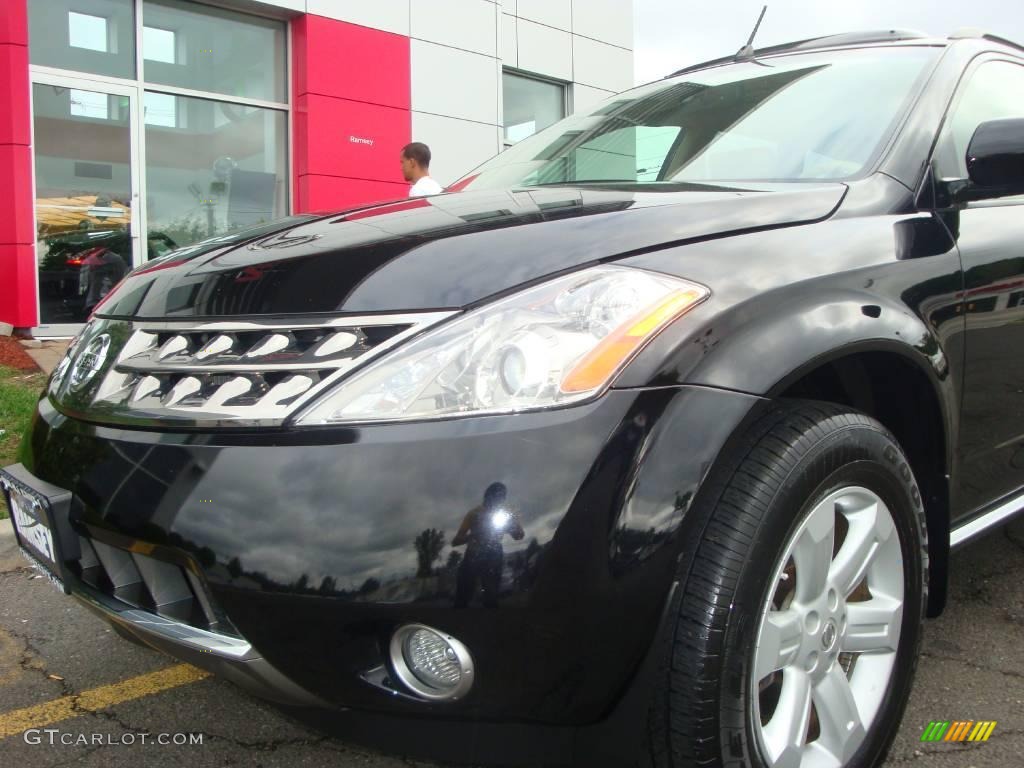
[516,19,571,82]
[502,0,516,14]
[516,0,571,31]
[412,112,501,185]
[501,14,517,67]
[571,0,633,50]
[411,0,497,57]
[306,0,409,35]
[412,40,499,125]
[572,35,633,92]
[572,83,615,113]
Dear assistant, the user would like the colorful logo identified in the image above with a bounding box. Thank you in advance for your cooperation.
[921,721,997,742]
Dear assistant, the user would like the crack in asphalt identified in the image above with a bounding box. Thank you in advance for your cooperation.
[6,627,77,698]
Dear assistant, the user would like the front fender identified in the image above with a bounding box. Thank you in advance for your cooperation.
[614,215,963,459]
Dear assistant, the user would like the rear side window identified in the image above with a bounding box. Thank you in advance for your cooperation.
[934,59,1024,181]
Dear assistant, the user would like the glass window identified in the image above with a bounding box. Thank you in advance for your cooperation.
[636,127,682,181]
[143,91,176,127]
[934,61,1024,181]
[142,0,287,103]
[144,92,288,249]
[69,89,110,119]
[143,25,176,64]
[32,83,134,324]
[30,0,135,78]
[466,47,939,190]
[503,72,565,145]
[68,11,108,52]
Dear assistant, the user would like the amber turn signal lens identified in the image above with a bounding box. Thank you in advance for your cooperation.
[560,287,706,394]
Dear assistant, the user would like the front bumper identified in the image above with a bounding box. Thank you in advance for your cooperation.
[73,581,324,706]
[11,383,763,761]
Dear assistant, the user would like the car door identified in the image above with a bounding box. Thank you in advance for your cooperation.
[932,55,1024,516]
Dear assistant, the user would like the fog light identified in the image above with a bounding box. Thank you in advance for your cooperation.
[389,624,474,701]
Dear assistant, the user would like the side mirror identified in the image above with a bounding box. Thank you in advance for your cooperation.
[964,118,1024,199]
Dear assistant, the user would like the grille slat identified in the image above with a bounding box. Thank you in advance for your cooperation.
[72,534,239,637]
[91,540,143,590]
[130,553,192,607]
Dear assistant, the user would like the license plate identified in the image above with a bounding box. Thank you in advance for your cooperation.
[1,464,75,593]
[9,487,58,568]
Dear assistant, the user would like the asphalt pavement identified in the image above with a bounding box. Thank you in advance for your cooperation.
[0,518,1022,768]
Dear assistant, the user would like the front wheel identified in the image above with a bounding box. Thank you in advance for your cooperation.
[644,402,928,768]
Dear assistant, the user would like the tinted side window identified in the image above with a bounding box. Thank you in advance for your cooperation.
[935,60,1024,180]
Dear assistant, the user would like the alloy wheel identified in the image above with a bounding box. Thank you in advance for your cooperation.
[751,486,905,768]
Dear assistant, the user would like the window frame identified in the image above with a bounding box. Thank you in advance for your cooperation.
[929,51,1024,208]
[931,54,1024,186]
[501,68,568,149]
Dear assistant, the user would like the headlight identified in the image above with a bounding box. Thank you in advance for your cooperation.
[294,266,708,425]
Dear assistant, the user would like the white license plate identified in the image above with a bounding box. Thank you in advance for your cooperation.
[9,487,57,569]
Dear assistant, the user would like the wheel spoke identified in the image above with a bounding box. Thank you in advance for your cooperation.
[842,595,902,653]
[762,669,813,768]
[755,608,803,682]
[813,665,867,763]
[829,497,894,597]
[793,500,835,603]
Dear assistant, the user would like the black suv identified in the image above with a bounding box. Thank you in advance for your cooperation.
[5,30,1024,768]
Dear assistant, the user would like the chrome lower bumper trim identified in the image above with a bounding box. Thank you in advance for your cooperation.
[72,587,326,708]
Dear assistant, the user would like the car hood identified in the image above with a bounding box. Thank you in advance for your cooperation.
[99,183,846,318]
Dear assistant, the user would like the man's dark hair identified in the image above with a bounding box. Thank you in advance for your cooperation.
[401,142,431,168]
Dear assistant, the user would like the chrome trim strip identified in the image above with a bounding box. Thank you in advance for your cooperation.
[950,491,1024,549]
[116,359,353,373]
[73,588,326,707]
[129,312,456,332]
[114,608,255,659]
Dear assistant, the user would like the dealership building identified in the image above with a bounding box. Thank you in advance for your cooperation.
[0,0,635,335]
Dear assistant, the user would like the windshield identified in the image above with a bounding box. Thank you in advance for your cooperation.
[458,46,940,190]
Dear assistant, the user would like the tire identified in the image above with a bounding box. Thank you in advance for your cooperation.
[642,401,928,768]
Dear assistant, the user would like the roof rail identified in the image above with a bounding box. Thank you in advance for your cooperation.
[948,28,1024,54]
[667,29,930,78]
[981,33,1024,55]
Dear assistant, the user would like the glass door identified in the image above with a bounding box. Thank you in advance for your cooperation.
[31,74,141,335]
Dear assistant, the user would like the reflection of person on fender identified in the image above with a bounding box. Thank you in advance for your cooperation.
[452,482,524,608]
[79,246,128,314]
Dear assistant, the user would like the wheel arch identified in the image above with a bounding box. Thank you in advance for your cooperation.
[768,342,952,617]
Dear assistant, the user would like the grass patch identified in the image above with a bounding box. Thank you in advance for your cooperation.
[0,366,48,519]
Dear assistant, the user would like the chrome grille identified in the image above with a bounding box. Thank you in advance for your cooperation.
[54,313,454,427]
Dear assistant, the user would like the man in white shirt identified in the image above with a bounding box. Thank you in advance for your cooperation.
[401,142,444,197]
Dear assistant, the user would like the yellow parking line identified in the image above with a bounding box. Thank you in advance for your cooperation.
[0,664,209,739]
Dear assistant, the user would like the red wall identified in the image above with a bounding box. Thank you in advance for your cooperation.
[0,0,35,328]
[291,15,411,212]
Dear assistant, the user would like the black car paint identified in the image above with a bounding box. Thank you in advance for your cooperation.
[96,183,845,318]
[24,383,762,726]
[12,36,1024,765]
